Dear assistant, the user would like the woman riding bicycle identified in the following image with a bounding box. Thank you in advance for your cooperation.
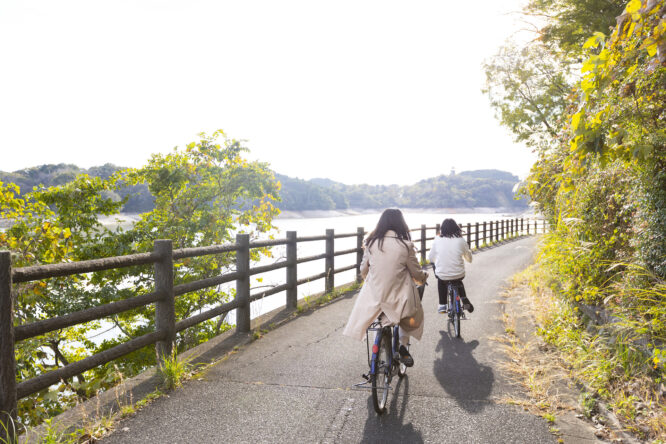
[428,218,474,314]
[343,209,428,367]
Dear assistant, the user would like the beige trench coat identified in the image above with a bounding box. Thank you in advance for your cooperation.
[343,231,428,341]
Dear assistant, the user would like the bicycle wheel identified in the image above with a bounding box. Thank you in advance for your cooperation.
[453,291,461,338]
[372,328,391,414]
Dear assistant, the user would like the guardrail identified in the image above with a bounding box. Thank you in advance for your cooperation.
[0,217,546,438]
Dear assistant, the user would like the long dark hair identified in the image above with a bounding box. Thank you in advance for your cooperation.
[366,209,411,251]
[439,218,462,238]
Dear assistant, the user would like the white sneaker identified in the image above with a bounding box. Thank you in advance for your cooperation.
[438,304,448,313]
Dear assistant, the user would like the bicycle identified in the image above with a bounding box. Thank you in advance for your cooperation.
[367,321,407,414]
[353,283,425,415]
[445,281,465,338]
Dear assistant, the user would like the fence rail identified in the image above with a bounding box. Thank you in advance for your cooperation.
[0,217,547,439]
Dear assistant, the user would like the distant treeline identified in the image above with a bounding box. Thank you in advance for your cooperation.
[276,170,527,210]
[0,164,527,212]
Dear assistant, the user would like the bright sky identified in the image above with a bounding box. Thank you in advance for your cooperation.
[0,0,534,185]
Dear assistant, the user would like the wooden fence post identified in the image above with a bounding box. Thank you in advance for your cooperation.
[154,240,175,363]
[482,222,487,246]
[527,218,530,235]
[235,234,251,333]
[466,223,471,248]
[356,227,364,283]
[474,223,479,249]
[520,218,524,235]
[420,225,426,264]
[286,231,297,310]
[0,252,17,443]
[501,220,505,240]
[435,223,440,236]
[325,229,334,293]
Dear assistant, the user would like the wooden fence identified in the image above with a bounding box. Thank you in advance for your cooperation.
[0,217,547,438]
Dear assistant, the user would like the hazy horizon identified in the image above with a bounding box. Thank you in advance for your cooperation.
[0,162,523,188]
[1,0,535,185]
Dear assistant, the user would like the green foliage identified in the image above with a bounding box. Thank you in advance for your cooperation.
[525,0,625,56]
[486,0,666,438]
[157,352,192,390]
[483,0,623,152]
[0,163,153,213]
[1,130,280,427]
[0,413,18,444]
[542,412,556,423]
[579,392,598,418]
[483,44,572,148]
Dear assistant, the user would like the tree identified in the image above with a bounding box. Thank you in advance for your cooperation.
[483,0,624,152]
[483,43,572,149]
[1,174,124,424]
[1,130,281,426]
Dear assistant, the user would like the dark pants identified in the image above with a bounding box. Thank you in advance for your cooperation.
[436,278,469,305]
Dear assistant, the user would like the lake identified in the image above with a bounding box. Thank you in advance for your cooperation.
[87,209,532,343]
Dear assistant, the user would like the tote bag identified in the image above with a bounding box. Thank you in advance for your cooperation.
[399,283,424,330]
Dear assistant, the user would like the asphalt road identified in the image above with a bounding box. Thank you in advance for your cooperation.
[103,236,556,444]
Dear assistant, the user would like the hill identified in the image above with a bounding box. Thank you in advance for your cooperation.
[276,169,527,210]
[1,165,527,212]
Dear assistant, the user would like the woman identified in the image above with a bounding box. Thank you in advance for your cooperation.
[428,218,474,314]
[343,209,428,366]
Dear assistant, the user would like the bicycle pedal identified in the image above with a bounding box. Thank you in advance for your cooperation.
[361,373,369,381]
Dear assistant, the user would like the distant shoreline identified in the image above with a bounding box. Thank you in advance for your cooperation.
[0,207,537,231]
[276,207,534,219]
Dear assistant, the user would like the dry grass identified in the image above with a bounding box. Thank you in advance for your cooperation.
[506,267,666,442]
[491,281,575,419]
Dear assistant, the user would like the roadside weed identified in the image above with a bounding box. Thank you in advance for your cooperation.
[158,351,192,390]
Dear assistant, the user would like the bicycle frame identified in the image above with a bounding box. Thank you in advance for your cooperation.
[447,281,464,338]
[366,324,400,376]
[448,283,461,316]
[354,321,408,414]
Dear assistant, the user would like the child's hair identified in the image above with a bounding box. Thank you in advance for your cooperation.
[366,208,411,251]
[439,218,462,238]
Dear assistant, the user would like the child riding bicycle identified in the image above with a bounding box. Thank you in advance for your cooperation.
[343,209,428,367]
[428,218,474,314]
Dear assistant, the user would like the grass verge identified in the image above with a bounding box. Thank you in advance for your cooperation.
[503,266,666,442]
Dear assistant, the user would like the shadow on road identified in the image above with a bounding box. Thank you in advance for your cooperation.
[360,376,423,443]
[433,331,494,413]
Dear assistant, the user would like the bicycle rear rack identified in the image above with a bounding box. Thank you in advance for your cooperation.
[365,322,383,367]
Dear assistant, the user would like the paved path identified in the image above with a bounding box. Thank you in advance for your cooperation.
[103,237,557,443]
